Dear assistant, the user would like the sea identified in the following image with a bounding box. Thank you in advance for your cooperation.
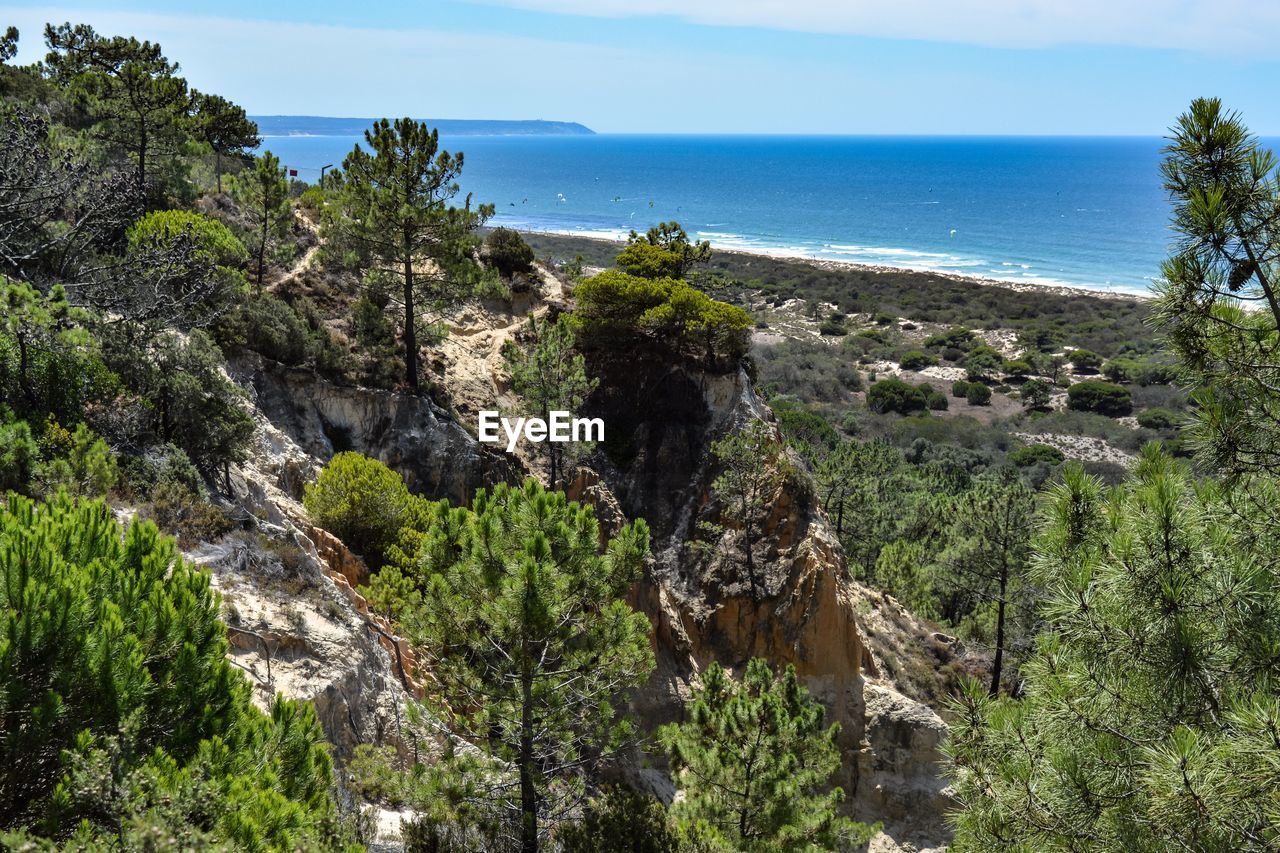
[257,131,1204,296]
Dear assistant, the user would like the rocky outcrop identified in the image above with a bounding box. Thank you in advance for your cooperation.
[859,683,953,852]
[227,352,516,504]
[215,287,958,848]
[191,528,413,763]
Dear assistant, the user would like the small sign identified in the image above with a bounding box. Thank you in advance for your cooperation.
[288,169,298,177]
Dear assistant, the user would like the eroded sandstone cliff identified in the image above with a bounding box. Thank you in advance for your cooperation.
[207,270,957,849]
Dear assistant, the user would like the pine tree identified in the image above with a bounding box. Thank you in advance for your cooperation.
[934,471,1034,695]
[332,118,494,389]
[659,659,873,851]
[502,314,598,490]
[233,150,291,288]
[191,90,259,193]
[944,449,1280,849]
[0,492,339,848]
[1155,98,1280,481]
[705,421,785,599]
[43,23,191,192]
[362,478,654,852]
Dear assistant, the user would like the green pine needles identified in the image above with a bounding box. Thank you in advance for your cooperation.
[943,449,1280,850]
[362,478,654,852]
[0,493,341,849]
[659,659,873,851]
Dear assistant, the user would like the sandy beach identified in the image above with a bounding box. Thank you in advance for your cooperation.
[519,228,1154,303]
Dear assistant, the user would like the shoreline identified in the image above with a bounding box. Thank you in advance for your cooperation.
[516,227,1154,303]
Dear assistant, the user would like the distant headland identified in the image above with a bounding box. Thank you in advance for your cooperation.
[251,115,595,137]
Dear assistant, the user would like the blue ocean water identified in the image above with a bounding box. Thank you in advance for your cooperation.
[260,133,1189,295]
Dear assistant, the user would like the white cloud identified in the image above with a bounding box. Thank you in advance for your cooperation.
[462,0,1280,53]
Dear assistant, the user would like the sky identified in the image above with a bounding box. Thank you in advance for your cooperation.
[3,1,1278,134]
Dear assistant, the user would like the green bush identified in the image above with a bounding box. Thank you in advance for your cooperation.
[1020,378,1053,411]
[37,422,117,497]
[899,350,938,370]
[484,227,536,278]
[818,316,847,336]
[145,479,233,548]
[1003,359,1033,377]
[964,345,1003,382]
[1067,380,1132,416]
[966,383,993,406]
[1137,407,1180,430]
[1009,443,1065,467]
[140,331,256,476]
[927,390,949,411]
[924,326,976,350]
[0,493,337,848]
[558,787,682,853]
[575,270,752,368]
[868,378,929,415]
[217,292,346,376]
[127,209,249,269]
[952,380,972,398]
[0,419,38,493]
[304,452,413,566]
[1069,349,1103,373]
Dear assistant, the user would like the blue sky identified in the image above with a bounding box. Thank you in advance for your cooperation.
[3,1,1278,134]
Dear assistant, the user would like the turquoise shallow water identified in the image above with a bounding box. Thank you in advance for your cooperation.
[259,132,1210,295]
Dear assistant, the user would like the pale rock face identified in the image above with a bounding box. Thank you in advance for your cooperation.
[227,352,516,504]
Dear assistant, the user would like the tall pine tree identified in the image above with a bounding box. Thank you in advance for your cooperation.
[332,118,494,389]
[660,659,872,851]
[362,478,654,852]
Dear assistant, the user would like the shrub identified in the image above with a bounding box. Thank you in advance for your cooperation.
[38,422,117,497]
[818,317,847,336]
[874,312,897,325]
[558,787,682,853]
[868,378,929,415]
[1009,443,1065,467]
[127,209,249,268]
[304,452,413,566]
[0,419,39,493]
[899,350,938,370]
[927,390,949,411]
[924,326,976,350]
[0,493,337,848]
[145,479,233,548]
[575,270,752,368]
[1003,359,1033,378]
[1069,349,1103,373]
[1020,378,1053,411]
[484,227,536,278]
[141,331,256,477]
[965,345,1004,382]
[952,380,972,398]
[218,291,310,364]
[1137,407,1180,430]
[966,383,993,406]
[1067,380,1133,416]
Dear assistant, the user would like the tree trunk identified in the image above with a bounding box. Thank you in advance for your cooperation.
[257,213,267,290]
[402,234,419,390]
[215,150,223,193]
[15,332,36,412]
[519,651,538,853]
[990,572,1007,696]
[137,126,147,191]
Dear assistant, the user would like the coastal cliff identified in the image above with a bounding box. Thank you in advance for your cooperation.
[202,269,957,848]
